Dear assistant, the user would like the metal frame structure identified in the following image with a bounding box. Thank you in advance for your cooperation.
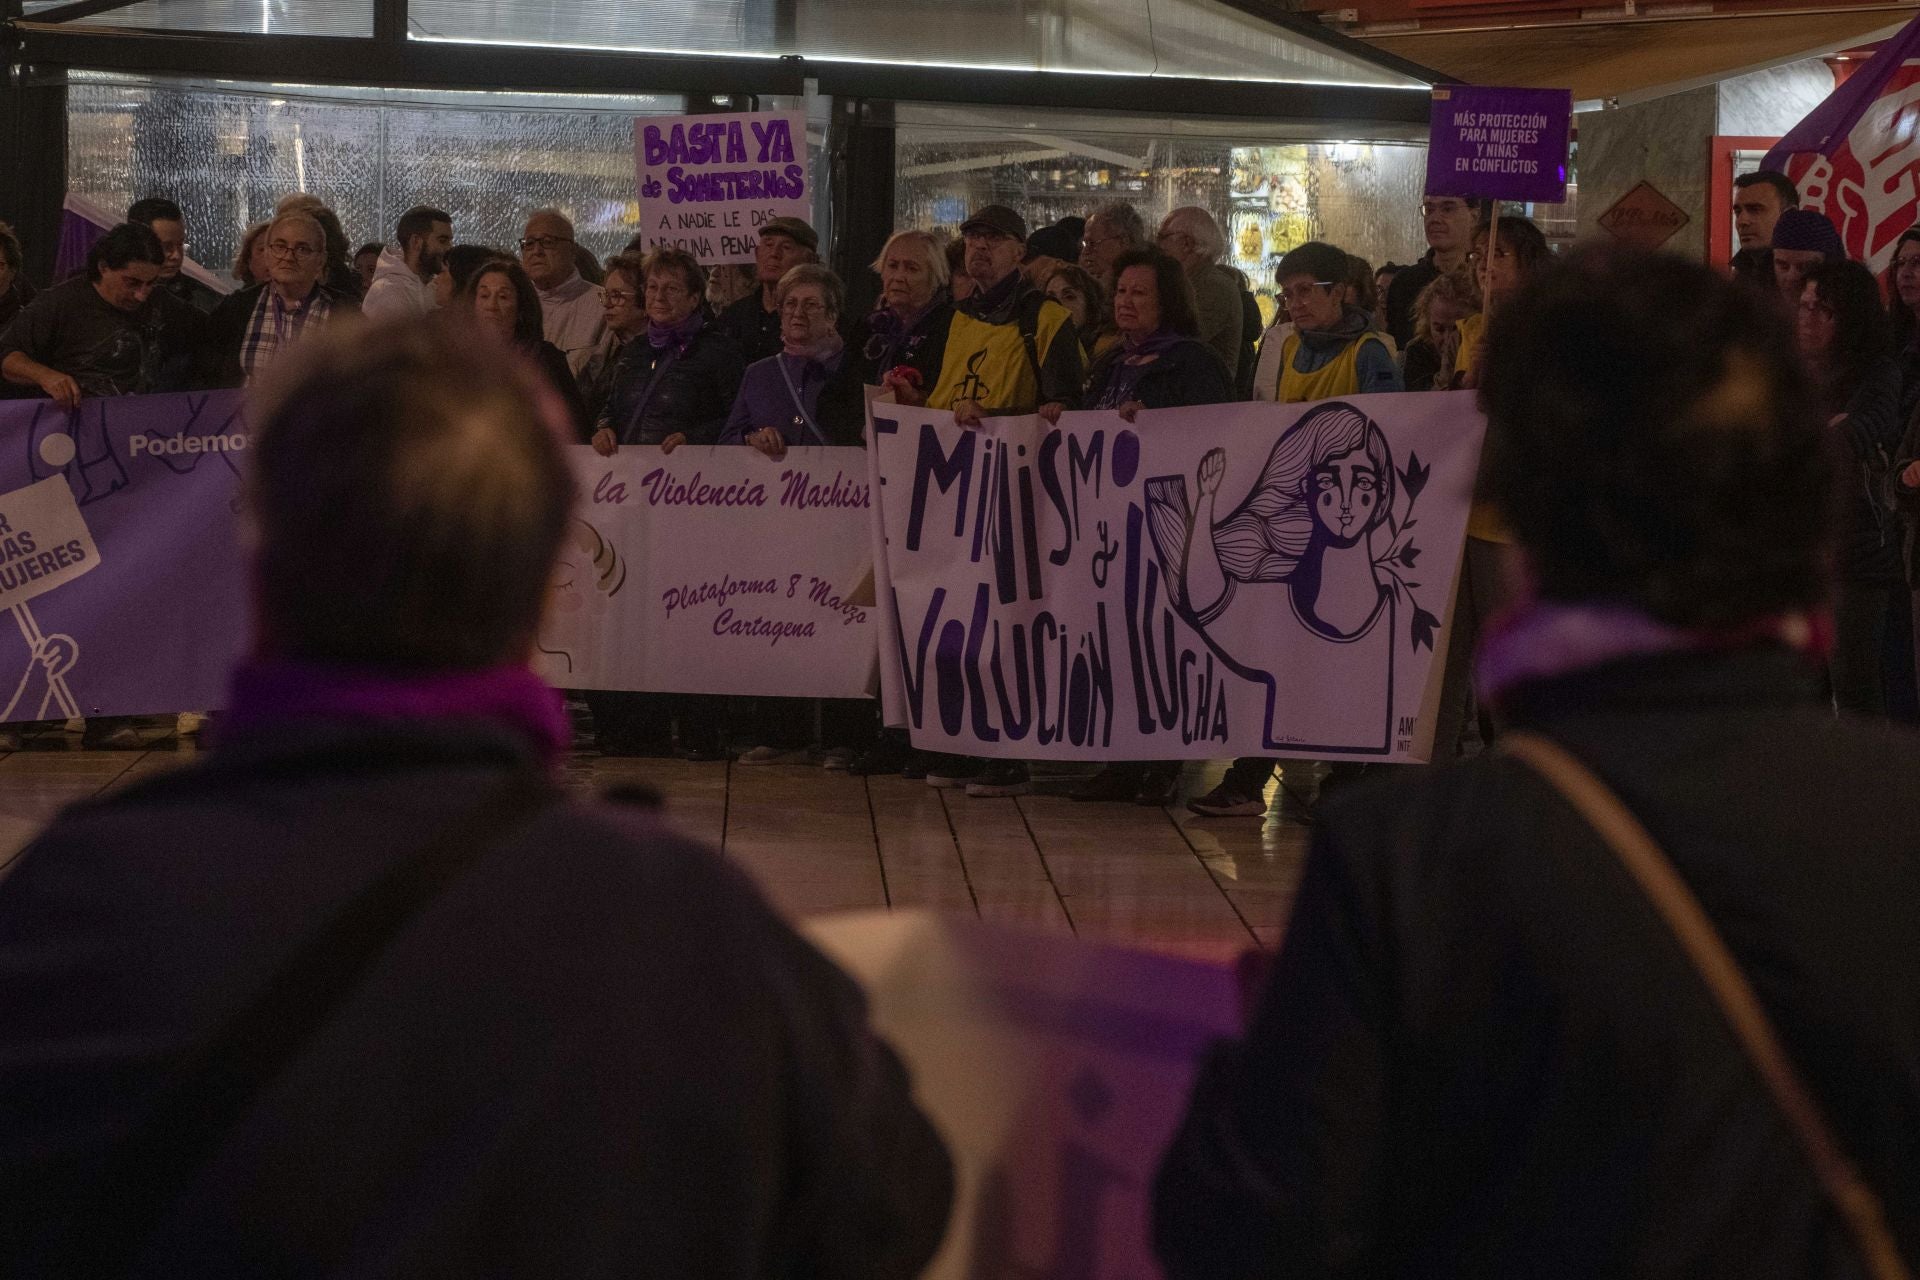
[1,0,1442,283]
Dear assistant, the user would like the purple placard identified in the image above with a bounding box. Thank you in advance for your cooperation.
[1425,86,1572,203]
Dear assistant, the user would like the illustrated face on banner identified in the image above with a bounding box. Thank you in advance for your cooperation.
[1311,450,1385,550]
[1155,404,1399,645]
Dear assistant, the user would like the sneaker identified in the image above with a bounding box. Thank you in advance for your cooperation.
[0,729,21,752]
[676,742,732,763]
[176,711,209,736]
[1186,780,1267,817]
[965,761,1031,798]
[819,746,855,770]
[924,755,984,789]
[1070,766,1141,803]
[63,717,84,735]
[737,744,800,765]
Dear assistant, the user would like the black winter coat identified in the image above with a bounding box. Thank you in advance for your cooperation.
[0,718,953,1277]
[1829,353,1905,584]
[1156,646,1920,1279]
[1083,337,1233,410]
[598,319,747,446]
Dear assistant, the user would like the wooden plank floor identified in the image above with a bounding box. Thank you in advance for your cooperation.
[0,722,1319,964]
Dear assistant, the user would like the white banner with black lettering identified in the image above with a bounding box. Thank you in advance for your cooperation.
[535,446,875,698]
[869,395,1487,762]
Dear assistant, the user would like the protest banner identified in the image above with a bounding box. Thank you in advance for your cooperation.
[632,109,810,264]
[803,910,1237,1280]
[1424,85,1572,204]
[0,392,250,723]
[868,395,1487,762]
[535,444,876,699]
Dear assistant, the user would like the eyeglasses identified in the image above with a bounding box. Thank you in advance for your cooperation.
[1279,281,1337,304]
[519,235,573,252]
[780,297,827,315]
[267,240,320,260]
[1420,200,1469,218]
[1083,232,1127,250]
[603,290,637,305]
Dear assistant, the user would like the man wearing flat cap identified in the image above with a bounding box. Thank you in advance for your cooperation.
[902,204,1083,424]
[717,216,820,366]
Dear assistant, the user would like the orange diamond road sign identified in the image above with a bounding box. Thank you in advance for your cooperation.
[1597,180,1690,250]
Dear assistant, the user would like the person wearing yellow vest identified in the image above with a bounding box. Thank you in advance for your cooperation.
[884,204,1086,798]
[887,204,1084,429]
[1432,214,1553,761]
[1189,240,1402,820]
[1264,240,1403,405]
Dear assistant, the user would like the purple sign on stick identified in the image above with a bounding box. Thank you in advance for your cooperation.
[1425,86,1572,203]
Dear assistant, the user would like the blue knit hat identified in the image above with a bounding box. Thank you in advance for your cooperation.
[1771,208,1844,259]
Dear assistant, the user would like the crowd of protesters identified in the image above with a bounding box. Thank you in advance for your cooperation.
[3,239,1916,1280]
[3,169,1919,806]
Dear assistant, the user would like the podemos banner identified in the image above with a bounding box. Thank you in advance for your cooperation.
[870,396,1487,762]
[536,445,876,699]
[0,391,250,723]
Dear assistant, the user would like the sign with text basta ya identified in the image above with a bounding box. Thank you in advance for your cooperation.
[633,109,810,265]
[1425,85,1572,204]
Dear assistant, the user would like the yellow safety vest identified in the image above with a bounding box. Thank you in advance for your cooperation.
[1449,311,1511,543]
[928,299,1072,414]
[1276,330,1393,404]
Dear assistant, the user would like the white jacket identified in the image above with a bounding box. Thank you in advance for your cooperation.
[361,245,432,322]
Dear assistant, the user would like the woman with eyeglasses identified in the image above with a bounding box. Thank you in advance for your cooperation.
[719,263,871,767]
[590,247,744,458]
[1451,215,1550,391]
[721,263,864,455]
[577,252,650,424]
[1801,258,1904,719]
[201,209,357,387]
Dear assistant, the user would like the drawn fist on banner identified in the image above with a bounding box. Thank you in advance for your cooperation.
[1197,447,1226,499]
[34,634,76,679]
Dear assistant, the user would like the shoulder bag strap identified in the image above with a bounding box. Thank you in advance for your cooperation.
[46,770,563,1278]
[1501,730,1912,1280]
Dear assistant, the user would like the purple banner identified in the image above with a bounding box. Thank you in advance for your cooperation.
[1425,85,1572,204]
[0,392,249,722]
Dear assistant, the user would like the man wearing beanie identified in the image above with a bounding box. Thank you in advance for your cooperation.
[1771,207,1845,300]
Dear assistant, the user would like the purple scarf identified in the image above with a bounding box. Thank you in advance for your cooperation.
[1475,599,1829,713]
[1092,330,1183,409]
[647,307,706,353]
[219,659,572,768]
